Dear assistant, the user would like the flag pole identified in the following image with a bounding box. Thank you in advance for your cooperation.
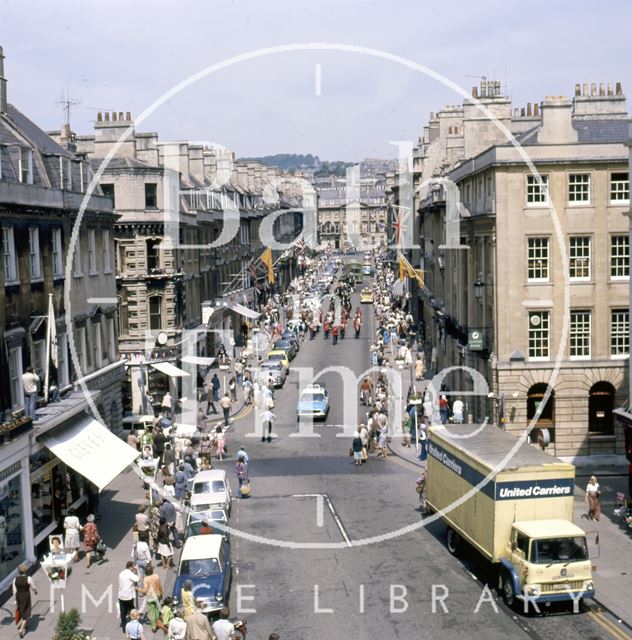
[44,293,52,402]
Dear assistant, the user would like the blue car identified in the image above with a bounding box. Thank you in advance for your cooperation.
[296,384,330,421]
[173,534,231,616]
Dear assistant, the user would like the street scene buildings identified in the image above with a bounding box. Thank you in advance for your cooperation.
[0,3,632,640]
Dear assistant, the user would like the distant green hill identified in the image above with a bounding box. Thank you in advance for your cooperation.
[240,154,354,176]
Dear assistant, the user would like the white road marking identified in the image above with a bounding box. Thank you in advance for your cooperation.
[293,493,352,546]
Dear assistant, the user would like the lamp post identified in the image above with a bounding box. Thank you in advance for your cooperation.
[473,277,485,300]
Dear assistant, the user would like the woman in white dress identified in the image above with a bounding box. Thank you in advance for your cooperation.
[63,508,82,560]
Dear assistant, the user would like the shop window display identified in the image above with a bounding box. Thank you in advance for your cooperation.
[0,475,25,583]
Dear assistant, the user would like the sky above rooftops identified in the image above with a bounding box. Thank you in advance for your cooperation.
[1,0,630,162]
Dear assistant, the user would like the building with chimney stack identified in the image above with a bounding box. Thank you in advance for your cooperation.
[0,45,124,592]
[413,79,629,461]
[52,115,304,414]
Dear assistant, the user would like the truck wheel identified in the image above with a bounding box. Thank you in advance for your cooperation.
[501,572,515,607]
[446,527,459,555]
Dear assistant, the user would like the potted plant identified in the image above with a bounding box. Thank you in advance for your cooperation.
[53,608,94,640]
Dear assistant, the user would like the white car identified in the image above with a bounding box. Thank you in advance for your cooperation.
[190,469,232,515]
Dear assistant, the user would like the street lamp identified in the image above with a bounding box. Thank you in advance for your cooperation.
[473,277,485,300]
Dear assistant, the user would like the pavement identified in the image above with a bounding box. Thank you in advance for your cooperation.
[0,399,249,640]
[387,433,632,629]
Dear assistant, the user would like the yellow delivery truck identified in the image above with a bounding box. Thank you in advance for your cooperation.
[426,425,594,609]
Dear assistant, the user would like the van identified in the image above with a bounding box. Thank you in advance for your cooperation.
[190,469,232,515]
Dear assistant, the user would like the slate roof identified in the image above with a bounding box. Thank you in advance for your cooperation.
[512,119,628,146]
[5,103,74,157]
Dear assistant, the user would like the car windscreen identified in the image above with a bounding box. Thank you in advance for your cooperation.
[193,481,225,494]
[180,558,221,576]
[530,537,589,564]
[302,393,325,403]
[275,341,290,349]
[261,362,282,370]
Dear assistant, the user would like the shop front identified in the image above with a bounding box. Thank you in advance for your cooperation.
[0,435,33,593]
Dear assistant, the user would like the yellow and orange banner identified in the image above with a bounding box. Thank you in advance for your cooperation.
[260,247,275,284]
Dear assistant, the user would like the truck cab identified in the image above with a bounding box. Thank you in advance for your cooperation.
[501,520,594,607]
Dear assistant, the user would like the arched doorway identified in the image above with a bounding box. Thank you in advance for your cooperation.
[527,383,555,445]
[588,381,615,435]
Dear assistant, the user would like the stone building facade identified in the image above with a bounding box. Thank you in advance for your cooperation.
[415,80,629,460]
[0,46,123,592]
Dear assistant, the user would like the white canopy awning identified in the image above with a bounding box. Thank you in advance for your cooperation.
[150,362,190,378]
[38,417,139,491]
[181,355,216,367]
[230,303,260,320]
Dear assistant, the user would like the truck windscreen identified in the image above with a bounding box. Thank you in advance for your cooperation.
[530,537,589,564]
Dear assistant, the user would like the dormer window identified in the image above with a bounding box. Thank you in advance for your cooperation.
[19,147,33,184]
[60,157,72,190]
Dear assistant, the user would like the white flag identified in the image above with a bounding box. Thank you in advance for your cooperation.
[48,295,58,367]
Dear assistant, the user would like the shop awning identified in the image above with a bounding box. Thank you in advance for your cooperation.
[150,362,191,377]
[38,417,139,491]
[181,355,216,367]
[230,303,260,320]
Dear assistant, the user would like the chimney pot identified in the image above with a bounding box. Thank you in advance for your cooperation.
[104,112,110,121]
[591,82,597,96]
[607,82,614,96]
[112,111,117,121]
[126,111,131,121]
[533,103,539,117]
[513,108,519,117]
[520,107,525,117]
[472,86,478,98]
[599,83,605,96]
[480,82,487,98]
[118,111,124,121]
[97,111,102,122]
[574,83,581,96]
[495,80,501,95]
[527,102,532,117]
[582,82,588,96]
[616,82,623,95]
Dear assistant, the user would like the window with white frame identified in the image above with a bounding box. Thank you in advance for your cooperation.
[526,175,549,205]
[102,229,112,273]
[29,227,42,280]
[107,317,116,362]
[528,311,550,360]
[88,230,97,274]
[52,228,63,278]
[73,238,82,277]
[527,237,549,281]
[610,172,629,203]
[2,226,18,283]
[32,338,46,376]
[92,320,102,370]
[8,345,24,409]
[57,333,69,387]
[568,173,590,204]
[569,310,591,358]
[611,309,629,357]
[610,235,629,279]
[19,148,33,184]
[75,325,88,374]
[569,236,591,280]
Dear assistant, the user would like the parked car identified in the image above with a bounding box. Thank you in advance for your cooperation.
[296,384,330,422]
[185,509,229,541]
[173,534,232,615]
[280,331,301,350]
[266,350,290,372]
[273,339,298,360]
[190,469,232,514]
[257,360,287,388]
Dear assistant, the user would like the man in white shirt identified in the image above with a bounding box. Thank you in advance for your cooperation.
[22,367,40,418]
[261,409,276,443]
[117,561,139,632]
[211,607,235,640]
[167,608,187,639]
[452,399,464,424]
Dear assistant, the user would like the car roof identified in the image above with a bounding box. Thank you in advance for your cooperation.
[192,470,227,482]
[179,534,224,561]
